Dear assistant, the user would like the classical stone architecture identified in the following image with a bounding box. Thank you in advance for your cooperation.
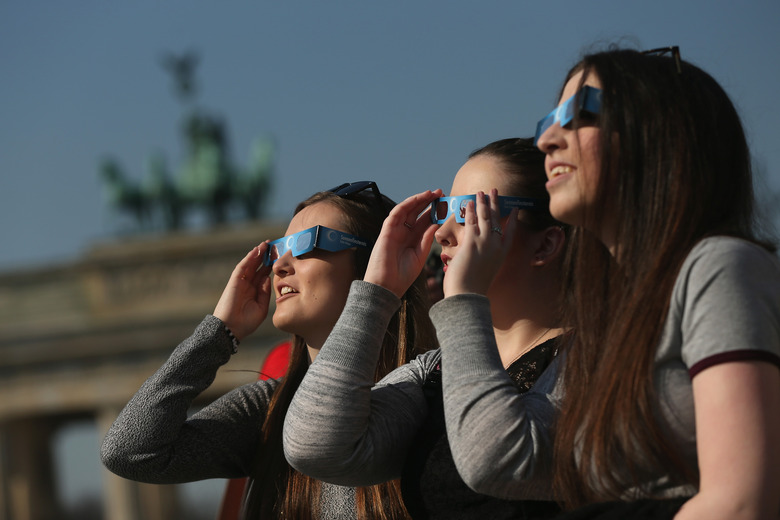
[0,222,288,520]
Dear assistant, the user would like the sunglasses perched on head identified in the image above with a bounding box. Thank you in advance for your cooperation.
[329,180,383,201]
[430,194,542,225]
[642,45,682,74]
[327,180,391,215]
[534,86,602,145]
[263,225,369,266]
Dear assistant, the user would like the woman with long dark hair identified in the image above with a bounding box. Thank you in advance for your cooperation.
[101,182,436,519]
[437,47,780,519]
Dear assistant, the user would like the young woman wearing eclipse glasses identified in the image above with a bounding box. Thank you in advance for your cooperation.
[283,138,570,519]
[539,47,779,520]
[101,181,437,520]
[416,48,779,520]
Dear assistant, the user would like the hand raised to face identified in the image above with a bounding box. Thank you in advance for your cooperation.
[363,189,443,299]
[442,189,518,298]
[213,242,274,341]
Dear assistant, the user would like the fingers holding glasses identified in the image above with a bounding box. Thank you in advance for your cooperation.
[463,190,500,238]
[381,189,442,253]
[444,189,511,297]
[392,189,442,233]
[473,189,504,236]
[488,189,503,237]
[241,241,272,281]
[483,189,517,257]
[472,189,498,237]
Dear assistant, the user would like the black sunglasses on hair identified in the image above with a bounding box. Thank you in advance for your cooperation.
[328,181,384,204]
[641,45,682,74]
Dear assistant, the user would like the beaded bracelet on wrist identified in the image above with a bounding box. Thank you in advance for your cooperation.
[224,325,240,354]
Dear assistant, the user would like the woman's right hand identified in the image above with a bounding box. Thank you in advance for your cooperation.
[443,189,517,297]
[213,242,273,341]
[364,189,442,298]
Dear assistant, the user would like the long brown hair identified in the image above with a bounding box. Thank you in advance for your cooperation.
[243,189,437,519]
[551,47,775,508]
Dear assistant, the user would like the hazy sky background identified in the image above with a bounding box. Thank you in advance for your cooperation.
[2,1,780,274]
[3,0,780,513]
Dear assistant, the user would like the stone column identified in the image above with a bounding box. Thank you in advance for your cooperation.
[97,408,181,520]
[0,418,61,520]
[137,483,179,520]
[0,425,10,520]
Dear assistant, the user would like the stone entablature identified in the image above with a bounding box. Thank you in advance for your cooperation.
[0,221,289,418]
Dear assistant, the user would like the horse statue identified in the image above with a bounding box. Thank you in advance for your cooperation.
[99,50,275,232]
[99,158,153,230]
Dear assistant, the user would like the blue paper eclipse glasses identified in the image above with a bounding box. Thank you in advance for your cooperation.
[430,194,542,225]
[534,86,602,145]
[263,225,369,266]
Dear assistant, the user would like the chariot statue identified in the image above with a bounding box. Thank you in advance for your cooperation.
[99,50,273,231]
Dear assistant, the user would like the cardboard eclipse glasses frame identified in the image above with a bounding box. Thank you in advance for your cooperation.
[429,194,542,225]
[534,85,602,145]
[263,225,369,266]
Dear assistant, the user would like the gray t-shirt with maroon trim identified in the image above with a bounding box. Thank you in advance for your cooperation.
[436,236,780,500]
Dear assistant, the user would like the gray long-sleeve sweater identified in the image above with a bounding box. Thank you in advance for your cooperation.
[100,314,357,518]
[283,281,558,500]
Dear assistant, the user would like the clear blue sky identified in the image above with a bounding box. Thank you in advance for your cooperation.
[2,1,779,272]
[3,1,780,511]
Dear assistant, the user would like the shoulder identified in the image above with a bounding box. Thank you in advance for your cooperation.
[667,236,780,369]
[674,236,780,304]
[681,236,779,277]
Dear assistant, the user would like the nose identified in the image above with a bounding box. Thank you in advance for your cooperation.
[536,121,566,154]
[434,215,458,247]
[272,250,295,277]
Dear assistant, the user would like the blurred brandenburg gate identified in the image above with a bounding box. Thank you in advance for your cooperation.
[0,222,288,520]
[0,50,287,519]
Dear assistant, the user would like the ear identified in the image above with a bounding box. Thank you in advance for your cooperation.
[532,226,566,267]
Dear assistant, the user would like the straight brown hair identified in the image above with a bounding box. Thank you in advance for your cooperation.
[551,47,774,508]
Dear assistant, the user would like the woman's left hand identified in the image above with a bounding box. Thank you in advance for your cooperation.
[364,189,442,298]
[443,189,517,297]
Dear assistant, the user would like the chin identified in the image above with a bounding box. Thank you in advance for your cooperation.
[272,312,297,335]
[549,198,582,227]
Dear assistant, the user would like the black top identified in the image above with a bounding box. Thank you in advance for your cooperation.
[400,337,562,520]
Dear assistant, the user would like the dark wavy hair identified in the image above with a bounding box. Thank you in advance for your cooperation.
[242,188,437,519]
[552,47,775,508]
